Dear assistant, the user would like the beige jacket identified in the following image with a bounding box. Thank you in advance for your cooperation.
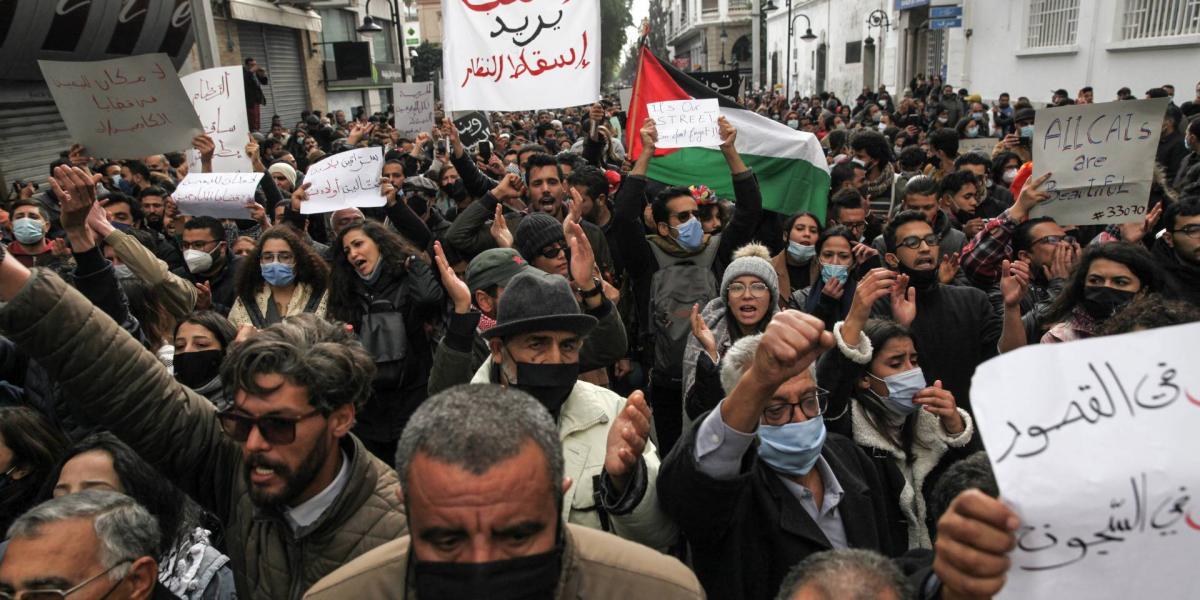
[304,523,704,599]
[228,283,329,328]
[471,359,678,551]
[105,229,196,319]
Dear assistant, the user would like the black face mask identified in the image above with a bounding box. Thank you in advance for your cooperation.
[174,349,223,389]
[497,350,578,419]
[443,180,468,202]
[413,544,562,600]
[1082,286,1136,319]
[407,192,429,217]
[897,262,939,292]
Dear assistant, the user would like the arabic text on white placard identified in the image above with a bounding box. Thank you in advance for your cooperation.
[181,67,253,173]
[441,0,600,111]
[173,172,262,220]
[393,82,435,140]
[647,99,722,149]
[301,147,386,215]
[970,322,1200,600]
[39,53,204,159]
[1030,98,1168,225]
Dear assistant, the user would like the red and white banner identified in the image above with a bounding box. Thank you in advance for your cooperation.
[441,0,600,111]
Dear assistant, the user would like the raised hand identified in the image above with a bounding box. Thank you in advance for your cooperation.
[433,241,472,314]
[245,201,270,228]
[489,204,513,249]
[939,252,961,284]
[565,220,597,294]
[492,172,525,202]
[639,118,658,149]
[380,177,397,207]
[346,122,376,147]
[195,282,213,310]
[193,134,215,164]
[563,186,584,234]
[50,165,97,232]
[852,241,879,265]
[717,116,737,148]
[291,182,312,212]
[749,311,835,392]
[604,390,653,494]
[963,217,985,239]
[1011,171,1052,223]
[914,380,963,434]
[86,200,115,239]
[1043,242,1078,281]
[690,303,718,361]
[48,238,71,257]
[934,490,1020,600]
[890,272,917,327]
[999,259,1030,308]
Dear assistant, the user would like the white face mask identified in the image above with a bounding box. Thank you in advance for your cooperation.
[1003,168,1018,184]
[184,248,215,274]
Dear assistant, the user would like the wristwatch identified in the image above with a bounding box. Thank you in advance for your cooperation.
[578,277,603,299]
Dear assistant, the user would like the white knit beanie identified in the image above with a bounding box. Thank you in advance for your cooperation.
[721,243,779,308]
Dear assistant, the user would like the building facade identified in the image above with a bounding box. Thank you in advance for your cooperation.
[313,0,411,120]
[665,0,755,79]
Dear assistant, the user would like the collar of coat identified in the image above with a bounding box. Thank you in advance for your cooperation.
[471,357,609,438]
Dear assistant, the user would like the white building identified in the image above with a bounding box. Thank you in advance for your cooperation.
[665,0,755,75]
[761,0,1199,104]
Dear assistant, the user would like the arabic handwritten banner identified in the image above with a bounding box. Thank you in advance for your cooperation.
[648,99,722,149]
[452,111,492,148]
[393,82,435,140]
[39,53,204,160]
[301,147,386,215]
[970,322,1200,600]
[173,173,262,220]
[1031,97,1168,226]
[441,0,601,111]
[691,70,742,99]
[181,67,252,173]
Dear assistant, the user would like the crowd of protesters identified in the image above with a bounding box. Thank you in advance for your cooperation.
[0,63,1197,600]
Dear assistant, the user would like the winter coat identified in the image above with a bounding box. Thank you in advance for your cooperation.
[303,524,703,600]
[471,359,678,551]
[0,270,408,600]
[228,282,329,328]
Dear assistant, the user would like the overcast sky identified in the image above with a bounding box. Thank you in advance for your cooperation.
[624,0,650,55]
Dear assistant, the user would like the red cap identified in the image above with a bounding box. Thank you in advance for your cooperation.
[605,169,622,196]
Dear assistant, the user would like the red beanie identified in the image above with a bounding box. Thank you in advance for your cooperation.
[1010,162,1034,200]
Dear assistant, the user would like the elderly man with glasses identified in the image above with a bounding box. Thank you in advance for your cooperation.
[658,310,904,600]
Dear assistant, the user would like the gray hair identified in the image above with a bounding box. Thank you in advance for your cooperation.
[720,333,818,395]
[775,548,913,600]
[8,490,160,581]
[395,384,564,502]
[220,313,376,412]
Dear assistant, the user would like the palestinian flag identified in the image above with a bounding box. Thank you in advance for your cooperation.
[626,47,830,219]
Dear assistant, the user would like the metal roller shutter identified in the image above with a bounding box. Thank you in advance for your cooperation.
[236,22,308,131]
[0,99,73,185]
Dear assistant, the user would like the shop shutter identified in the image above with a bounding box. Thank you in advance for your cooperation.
[236,22,309,130]
[0,98,72,186]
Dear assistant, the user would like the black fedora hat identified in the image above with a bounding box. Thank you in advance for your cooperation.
[481,270,597,340]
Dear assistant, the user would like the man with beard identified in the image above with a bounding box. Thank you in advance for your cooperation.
[304,385,701,599]
[171,216,243,316]
[1154,195,1200,303]
[0,197,407,599]
[109,188,184,272]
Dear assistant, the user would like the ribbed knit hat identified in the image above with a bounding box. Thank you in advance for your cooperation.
[720,243,779,308]
[514,212,566,262]
[268,163,297,188]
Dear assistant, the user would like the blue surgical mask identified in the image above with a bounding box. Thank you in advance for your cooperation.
[672,217,704,251]
[787,241,815,262]
[757,416,826,477]
[965,126,979,138]
[1020,125,1035,138]
[787,119,800,129]
[821,263,849,284]
[972,112,984,121]
[261,262,296,287]
[12,218,45,245]
[869,367,927,416]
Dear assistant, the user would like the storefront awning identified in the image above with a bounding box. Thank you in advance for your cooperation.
[229,0,323,32]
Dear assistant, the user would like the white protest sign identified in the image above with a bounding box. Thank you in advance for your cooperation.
[393,82,435,139]
[647,99,722,149]
[181,67,252,173]
[970,323,1200,600]
[301,147,386,215]
[172,173,262,220]
[618,86,633,112]
[958,136,996,157]
[1031,98,1168,225]
[441,0,600,111]
[39,54,204,159]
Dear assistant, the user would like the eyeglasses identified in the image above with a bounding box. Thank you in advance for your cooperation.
[216,408,324,445]
[0,560,131,600]
[180,239,219,251]
[1171,224,1200,239]
[762,389,830,425]
[841,221,867,232]
[727,282,770,297]
[260,251,295,264]
[538,244,566,259]
[897,234,940,250]
[1032,234,1075,246]
[672,210,701,222]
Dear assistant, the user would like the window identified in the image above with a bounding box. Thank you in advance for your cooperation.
[1120,0,1200,40]
[1025,0,1079,48]
[371,18,396,62]
[845,41,861,63]
[320,9,356,44]
[702,0,719,15]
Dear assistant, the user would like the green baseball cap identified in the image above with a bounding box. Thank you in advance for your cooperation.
[466,248,532,296]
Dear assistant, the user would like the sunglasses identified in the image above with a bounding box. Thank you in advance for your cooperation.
[538,244,567,259]
[898,234,940,249]
[672,210,701,222]
[217,408,324,445]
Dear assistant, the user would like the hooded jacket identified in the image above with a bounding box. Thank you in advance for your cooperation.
[0,270,408,600]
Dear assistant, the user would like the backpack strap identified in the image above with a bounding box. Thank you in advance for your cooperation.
[242,295,267,329]
[302,287,324,314]
[648,234,723,270]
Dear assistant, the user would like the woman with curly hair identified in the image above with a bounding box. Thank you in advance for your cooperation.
[228,226,329,328]
[326,221,443,463]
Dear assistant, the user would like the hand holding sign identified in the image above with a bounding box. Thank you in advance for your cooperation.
[301,147,385,215]
[173,173,262,220]
[647,99,722,148]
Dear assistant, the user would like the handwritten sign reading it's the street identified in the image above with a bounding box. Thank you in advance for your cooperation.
[970,322,1200,600]
[39,54,204,159]
[173,173,262,220]
[181,67,252,173]
[648,99,722,149]
[1031,98,1168,225]
[442,0,600,111]
[301,147,385,215]
[393,82,435,140]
